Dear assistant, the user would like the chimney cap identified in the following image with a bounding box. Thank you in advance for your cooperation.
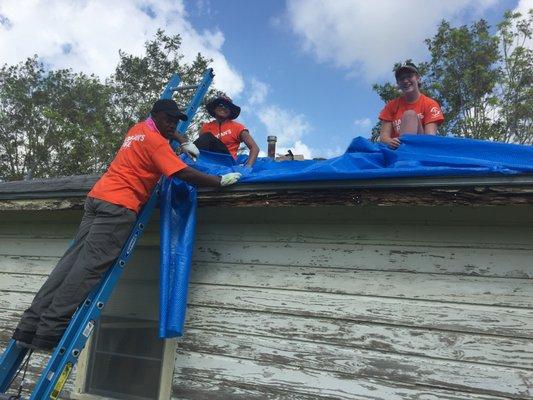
[267,135,277,142]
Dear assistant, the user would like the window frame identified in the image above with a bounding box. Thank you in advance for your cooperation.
[72,328,177,400]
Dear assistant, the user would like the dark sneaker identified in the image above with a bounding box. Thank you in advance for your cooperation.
[31,334,62,350]
[12,328,35,345]
[15,341,36,350]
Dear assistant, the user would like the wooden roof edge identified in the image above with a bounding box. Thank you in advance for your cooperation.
[0,184,531,211]
[1,174,532,210]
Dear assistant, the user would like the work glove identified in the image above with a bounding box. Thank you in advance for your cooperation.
[220,172,242,187]
[180,141,200,162]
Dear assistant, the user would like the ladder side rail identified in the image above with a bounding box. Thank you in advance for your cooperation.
[0,341,28,392]
[171,68,214,151]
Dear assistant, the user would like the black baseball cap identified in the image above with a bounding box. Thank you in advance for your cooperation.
[151,99,188,121]
[394,62,419,80]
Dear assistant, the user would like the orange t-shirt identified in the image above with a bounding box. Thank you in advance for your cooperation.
[200,120,246,158]
[88,119,187,213]
[379,94,444,138]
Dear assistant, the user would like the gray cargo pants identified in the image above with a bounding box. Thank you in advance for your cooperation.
[17,197,137,337]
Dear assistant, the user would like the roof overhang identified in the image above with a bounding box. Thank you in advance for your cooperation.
[0,174,532,210]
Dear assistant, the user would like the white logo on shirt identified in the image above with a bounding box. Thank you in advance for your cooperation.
[121,134,145,149]
[430,106,441,117]
[216,129,232,139]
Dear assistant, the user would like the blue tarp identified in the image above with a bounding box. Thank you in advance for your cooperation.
[158,135,533,338]
[158,179,197,338]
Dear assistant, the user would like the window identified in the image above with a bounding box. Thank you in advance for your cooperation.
[84,316,164,400]
[72,248,176,400]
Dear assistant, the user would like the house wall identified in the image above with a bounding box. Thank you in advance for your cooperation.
[0,205,532,399]
[0,209,165,399]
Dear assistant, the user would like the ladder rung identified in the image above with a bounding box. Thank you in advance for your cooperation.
[172,84,199,92]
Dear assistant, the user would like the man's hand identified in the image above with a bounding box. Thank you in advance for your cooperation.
[382,136,401,149]
[220,172,242,187]
[180,142,200,161]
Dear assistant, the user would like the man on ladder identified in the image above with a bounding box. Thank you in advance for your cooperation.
[12,98,242,351]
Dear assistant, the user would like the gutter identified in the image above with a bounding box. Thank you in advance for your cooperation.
[1,174,533,201]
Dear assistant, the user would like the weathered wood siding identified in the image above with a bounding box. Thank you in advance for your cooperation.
[0,210,164,399]
[1,205,532,399]
[177,206,533,400]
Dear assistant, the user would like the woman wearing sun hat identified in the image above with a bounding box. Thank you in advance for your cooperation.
[194,95,259,167]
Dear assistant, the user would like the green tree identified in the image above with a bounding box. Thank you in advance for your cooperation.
[373,11,533,145]
[37,69,114,176]
[0,29,218,181]
[0,57,43,180]
[0,56,112,180]
[496,9,533,144]
[107,29,216,147]
[425,19,500,139]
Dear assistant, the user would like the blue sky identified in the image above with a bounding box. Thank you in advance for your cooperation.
[0,0,530,158]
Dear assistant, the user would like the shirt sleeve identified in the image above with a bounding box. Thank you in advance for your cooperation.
[233,122,247,141]
[423,98,444,125]
[151,143,187,177]
[378,101,395,122]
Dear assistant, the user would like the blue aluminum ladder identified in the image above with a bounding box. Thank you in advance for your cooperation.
[0,68,214,400]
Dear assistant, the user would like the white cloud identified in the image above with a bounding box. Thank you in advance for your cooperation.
[353,117,372,130]
[515,0,533,16]
[284,140,313,159]
[323,146,345,159]
[248,78,270,105]
[193,0,215,18]
[353,117,374,138]
[514,0,533,49]
[257,105,314,158]
[0,0,244,96]
[254,102,347,159]
[285,0,499,81]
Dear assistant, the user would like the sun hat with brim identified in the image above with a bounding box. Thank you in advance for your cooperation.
[206,96,241,120]
[151,99,188,121]
[394,62,419,80]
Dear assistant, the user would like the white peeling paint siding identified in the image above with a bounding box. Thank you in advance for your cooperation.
[175,206,533,400]
[0,205,532,399]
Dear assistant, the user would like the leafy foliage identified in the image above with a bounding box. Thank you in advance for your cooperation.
[107,29,216,145]
[496,10,533,144]
[0,57,113,179]
[425,19,501,140]
[0,30,215,181]
[372,10,532,145]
